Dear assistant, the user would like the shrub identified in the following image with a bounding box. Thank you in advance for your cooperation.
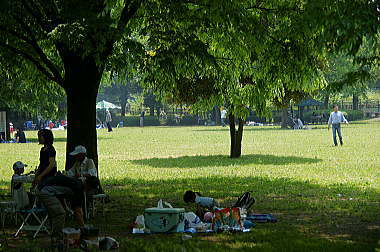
[112,116,160,127]
[180,115,199,125]
[303,109,364,122]
[343,110,364,121]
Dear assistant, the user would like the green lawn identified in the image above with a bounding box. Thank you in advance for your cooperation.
[1,121,379,251]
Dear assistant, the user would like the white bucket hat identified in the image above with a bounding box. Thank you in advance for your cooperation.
[69,145,87,156]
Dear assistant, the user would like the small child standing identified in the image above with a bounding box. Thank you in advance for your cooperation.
[12,161,34,210]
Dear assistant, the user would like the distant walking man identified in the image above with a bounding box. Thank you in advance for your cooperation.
[328,104,349,146]
[106,109,113,132]
[140,110,145,127]
[221,108,227,127]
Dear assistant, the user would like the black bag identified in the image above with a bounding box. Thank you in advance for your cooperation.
[233,192,255,210]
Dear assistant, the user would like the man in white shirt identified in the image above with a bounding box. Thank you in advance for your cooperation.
[220,109,227,127]
[67,145,97,178]
[328,105,349,146]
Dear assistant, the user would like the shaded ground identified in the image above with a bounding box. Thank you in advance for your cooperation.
[0,121,379,251]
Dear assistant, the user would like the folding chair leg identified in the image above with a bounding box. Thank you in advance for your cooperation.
[102,198,105,217]
[33,215,49,239]
[15,213,31,237]
[92,200,95,218]
[1,212,4,229]
[84,193,89,220]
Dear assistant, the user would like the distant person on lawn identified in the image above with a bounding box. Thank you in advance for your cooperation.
[328,104,349,146]
[221,108,227,127]
[15,127,27,143]
[106,109,113,132]
[140,109,145,127]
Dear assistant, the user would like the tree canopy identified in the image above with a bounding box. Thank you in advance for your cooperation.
[0,0,378,162]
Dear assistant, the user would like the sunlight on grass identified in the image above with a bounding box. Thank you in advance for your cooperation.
[0,121,379,251]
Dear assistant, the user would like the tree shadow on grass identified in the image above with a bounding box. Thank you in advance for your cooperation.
[26,135,111,143]
[193,127,280,132]
[27,137,67,143]
[0,175,379,251]
[131,154,322,168]
[101,176,379,251]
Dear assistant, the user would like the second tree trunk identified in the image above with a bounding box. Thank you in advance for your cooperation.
[229,114,244,158]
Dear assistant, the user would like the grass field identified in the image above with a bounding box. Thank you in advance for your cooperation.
[1,120,379,251]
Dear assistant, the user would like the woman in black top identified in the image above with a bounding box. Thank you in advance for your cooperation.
[33,129,57,187]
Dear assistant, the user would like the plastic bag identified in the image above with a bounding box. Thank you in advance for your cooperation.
[157,199,173,209]
[135,215,145,229]
[184,212,202,228]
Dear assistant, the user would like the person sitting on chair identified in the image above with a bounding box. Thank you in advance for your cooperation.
[67,145,97,178]
[67,145,103,195]
[36,174,85,249]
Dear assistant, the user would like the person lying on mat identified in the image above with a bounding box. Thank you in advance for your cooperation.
[184,190,219,220]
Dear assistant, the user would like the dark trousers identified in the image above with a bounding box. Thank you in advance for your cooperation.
[36,190,65,242]
[221,118,226,127]
[332,123,343,145]
[106,122,112,132]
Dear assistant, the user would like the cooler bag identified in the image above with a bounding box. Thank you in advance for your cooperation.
[144,208,185,233]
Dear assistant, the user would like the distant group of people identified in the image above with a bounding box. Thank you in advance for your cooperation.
[11,129,102,248]
[0,127,27,143]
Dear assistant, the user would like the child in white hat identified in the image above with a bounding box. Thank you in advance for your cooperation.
[12,161,34,210]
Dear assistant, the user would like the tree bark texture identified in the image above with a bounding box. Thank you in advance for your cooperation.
[62,54,102,171]
[229,114,244,158]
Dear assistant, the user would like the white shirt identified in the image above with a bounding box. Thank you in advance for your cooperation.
[221,110,227,119]
[12,174,34,210]
[195,196,218,208]
[328,111,348,126]
[297,118,304,127]
[67,157,97,178]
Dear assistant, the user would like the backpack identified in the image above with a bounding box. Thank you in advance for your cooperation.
[233,192,255,210]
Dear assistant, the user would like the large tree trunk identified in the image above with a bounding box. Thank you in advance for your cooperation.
[281,108,288,129]
[353,95,359,110]
[5,109,10,141]
[157,107,161,117]
[62,55,102,171]
[229,114,244,158]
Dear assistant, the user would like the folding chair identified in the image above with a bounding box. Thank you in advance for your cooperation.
[80,175,107,219]
[90,193,107,218]
[14,197,49,238]
[0,199,17,228]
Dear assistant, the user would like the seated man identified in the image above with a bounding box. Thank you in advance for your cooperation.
[15,128,27,143]
[67,145,97,178]
[12,161,34,210]
[67,145,103,196]
[36,175,85,248]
